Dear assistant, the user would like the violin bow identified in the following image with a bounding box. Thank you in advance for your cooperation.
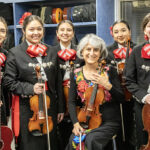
[79,131,82,150]
[43,83,51,150]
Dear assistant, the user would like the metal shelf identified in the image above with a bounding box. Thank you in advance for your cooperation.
[15,22,96,28]
[8,25,14,29]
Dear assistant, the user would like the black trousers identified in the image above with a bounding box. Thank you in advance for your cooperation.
[58,116,73,150]
[116,100,136,150]
[134,101,148,149]
[66,121,120,150]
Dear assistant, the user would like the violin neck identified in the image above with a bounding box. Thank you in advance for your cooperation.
[89,84,98,105]
[38,77,45,119]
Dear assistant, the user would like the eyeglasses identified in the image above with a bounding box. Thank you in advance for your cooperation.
[0,28,6,34]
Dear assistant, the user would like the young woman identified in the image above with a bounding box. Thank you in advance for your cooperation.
[3,15,63,150]
[125,13,150,149]
[66,33,124,150]
[107,20,136,150]
[0,16,9,125]
[53,20,83,150]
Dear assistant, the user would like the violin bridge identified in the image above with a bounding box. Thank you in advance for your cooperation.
[38,111,45,119]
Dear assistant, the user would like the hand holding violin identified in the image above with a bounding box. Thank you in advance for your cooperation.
[144,94,150,104]
[33,83,45,95]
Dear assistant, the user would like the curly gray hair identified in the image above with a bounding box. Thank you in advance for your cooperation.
[77,34,108,61]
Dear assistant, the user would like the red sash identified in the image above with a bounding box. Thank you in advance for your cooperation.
[27,44,47,57]
[58,49,76,61]
[11,95,20,141]
[141,44,150,59]
[0,52,6,66]
[113,47,132,59]
[63,79,70,87]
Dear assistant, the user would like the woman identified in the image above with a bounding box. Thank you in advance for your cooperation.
[54,20,83,150]
[125,13,150,149]
[0,16,9,125]
[107,20,136,150]
[66,33,124,150]
[3,15,63,150]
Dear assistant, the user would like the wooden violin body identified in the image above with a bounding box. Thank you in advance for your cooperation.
[0,126,13,150]
[140,104,150,150]
[28,94,53,135]
[77,86,104,129]
[117,61,132,101]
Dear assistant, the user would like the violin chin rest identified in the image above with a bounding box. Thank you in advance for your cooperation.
[31,130,43,136]
[80,122,89,130]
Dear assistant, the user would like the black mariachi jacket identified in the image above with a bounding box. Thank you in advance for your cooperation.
[125,42,150,103]
[3,41,64,113]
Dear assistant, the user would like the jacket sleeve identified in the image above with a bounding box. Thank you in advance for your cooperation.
[125,49,147,102]
[55,55,64,113]
[68,72,78,124]
[108,66,125,103]
[3,50,34,96]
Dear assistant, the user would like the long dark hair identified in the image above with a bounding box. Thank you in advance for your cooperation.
[111,20,131,31]
[142,13,150,31]
[56,20,75,32]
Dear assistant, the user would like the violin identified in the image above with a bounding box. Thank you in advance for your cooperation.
[140,104,150,150]
[117,39,132,101]
[28,65,53,136]
[77,61,106,129]
[117,61,132,101]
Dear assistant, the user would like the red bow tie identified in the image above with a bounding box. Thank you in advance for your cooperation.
[0,52,6,66]
[113,47,132,59]
[57,49,76,61]
[27,44,47,57]
[141,44,150,59]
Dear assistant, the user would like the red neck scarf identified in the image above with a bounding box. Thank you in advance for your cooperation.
[113,47,132,59]
[0,52,6,66]
[57,49,76,61]
[27,44,47,57]
[141,44,150,59]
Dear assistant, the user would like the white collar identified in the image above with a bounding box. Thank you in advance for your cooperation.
[118,43,125,49]
[26,40,40,46]
[60,42,71,51]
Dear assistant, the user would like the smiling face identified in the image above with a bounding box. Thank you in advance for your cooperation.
[144,21,150,40]
[112,22,131,46]
[82,43,100,65]
[23,20,44,45]
[0,21,7,46]
[56,22,74,45]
